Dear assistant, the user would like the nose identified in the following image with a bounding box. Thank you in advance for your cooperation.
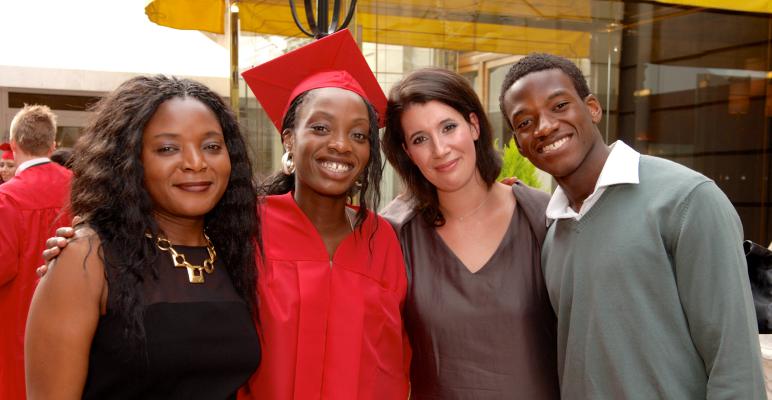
[181,146,207,172]
[534,114,559,138]
[430,134,450,158]
[327,130,352,153]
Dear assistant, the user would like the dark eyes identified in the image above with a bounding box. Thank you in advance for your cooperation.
[310,124,368,142]
[515,119,532,131]
[203,142,224,152]
[409,122,457,145]
[411,136,428,145]
[156,145,178,154]
[310,124,329,133]
[154,142,223,154]
[514,102,569,132]
[351,132,368,142]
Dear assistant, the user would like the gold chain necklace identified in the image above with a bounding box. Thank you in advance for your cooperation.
[150,233,217,284]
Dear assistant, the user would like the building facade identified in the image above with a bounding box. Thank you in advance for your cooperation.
[1,0,769,245]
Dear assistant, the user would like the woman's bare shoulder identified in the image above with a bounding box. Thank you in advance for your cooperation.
[45,225,105,283]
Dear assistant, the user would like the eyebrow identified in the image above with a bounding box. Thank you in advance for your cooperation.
[150,131,223,139]
[511,89,571,120]
[407,129,425,142]
[406,118,456,141]
[307,110,369,125]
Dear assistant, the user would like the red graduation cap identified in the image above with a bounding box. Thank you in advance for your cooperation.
[242,29,386,132]
[0,143,12,160]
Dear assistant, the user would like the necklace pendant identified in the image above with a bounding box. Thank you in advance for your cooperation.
[187,268,205,284]
[154,233,216,285]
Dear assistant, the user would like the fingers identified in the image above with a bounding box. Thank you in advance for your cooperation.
[45,236,67,249]
[55,227,75,238]
[36,264,49,278]
[500,176,520,186]
[42,245,62,263]
[72,215,83,226]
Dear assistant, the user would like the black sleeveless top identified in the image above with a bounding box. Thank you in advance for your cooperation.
[82,245,261,400]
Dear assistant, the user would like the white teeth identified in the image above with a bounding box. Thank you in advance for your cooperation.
[320,161,353,173]
[542,137,569,153]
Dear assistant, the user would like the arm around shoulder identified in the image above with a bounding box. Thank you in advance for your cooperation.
[672,181,766,399]
[25,228,107,400]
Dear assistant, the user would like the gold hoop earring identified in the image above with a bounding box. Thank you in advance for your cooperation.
[281,151,295,175]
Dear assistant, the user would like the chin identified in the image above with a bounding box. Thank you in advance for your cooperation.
[180,202,220,218]
[312,183,354,198]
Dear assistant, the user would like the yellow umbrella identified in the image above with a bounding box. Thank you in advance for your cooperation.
[145,0,772,57]
[143,0,772,113]
[145,0,593,58]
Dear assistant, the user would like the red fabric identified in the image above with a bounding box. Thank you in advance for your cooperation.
[0,162,72,400]
[1,143,12,160]
[240,193,410,400]
[286,70,368,122]
[241,29,387,131]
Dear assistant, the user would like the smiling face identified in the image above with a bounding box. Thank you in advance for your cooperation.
[502,68,604,181]
[0,159,16,182]
[284,87,371,199]
[401,100,481,193]
[141,97,231,221]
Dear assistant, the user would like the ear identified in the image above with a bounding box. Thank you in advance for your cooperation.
[9,141,17,153]
[468,112,481,141]
[584,94,603,125]
[281,129,294,152]
[47,143,56,156]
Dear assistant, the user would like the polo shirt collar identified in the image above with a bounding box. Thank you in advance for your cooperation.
[545,140,640,222]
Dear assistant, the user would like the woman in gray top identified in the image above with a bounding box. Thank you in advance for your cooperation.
[381,68,559,399]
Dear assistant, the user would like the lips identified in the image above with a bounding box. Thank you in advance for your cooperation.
[434,158,459,173]
[538,135,571,154]
[174,181,213,192]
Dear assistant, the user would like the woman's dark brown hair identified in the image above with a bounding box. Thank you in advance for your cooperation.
[383,68,501,226]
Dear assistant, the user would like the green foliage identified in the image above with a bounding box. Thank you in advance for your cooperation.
[497,138,541,188]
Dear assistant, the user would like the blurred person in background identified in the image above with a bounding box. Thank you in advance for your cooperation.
[0,142,16,183]
[50,147,73,169]
[0,105,72,400]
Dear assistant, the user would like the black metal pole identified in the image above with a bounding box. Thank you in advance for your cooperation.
[289,0,357,39]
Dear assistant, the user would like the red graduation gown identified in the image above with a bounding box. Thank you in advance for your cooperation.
[241,193,410,399]
[0,162,72,400]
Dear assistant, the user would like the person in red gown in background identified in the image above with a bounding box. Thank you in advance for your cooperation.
[238,30,410,399]
[0,143,17,184]
[0,105,72,400]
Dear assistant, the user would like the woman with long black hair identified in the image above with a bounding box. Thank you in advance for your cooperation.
[25,75,261,400]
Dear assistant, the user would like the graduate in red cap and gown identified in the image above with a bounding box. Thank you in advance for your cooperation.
[0,107,71,400]
[0,142,16,184]
[239,29,410,399]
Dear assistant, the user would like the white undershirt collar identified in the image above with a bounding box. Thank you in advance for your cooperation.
[15,157,51,175]
[545,140,640,223]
